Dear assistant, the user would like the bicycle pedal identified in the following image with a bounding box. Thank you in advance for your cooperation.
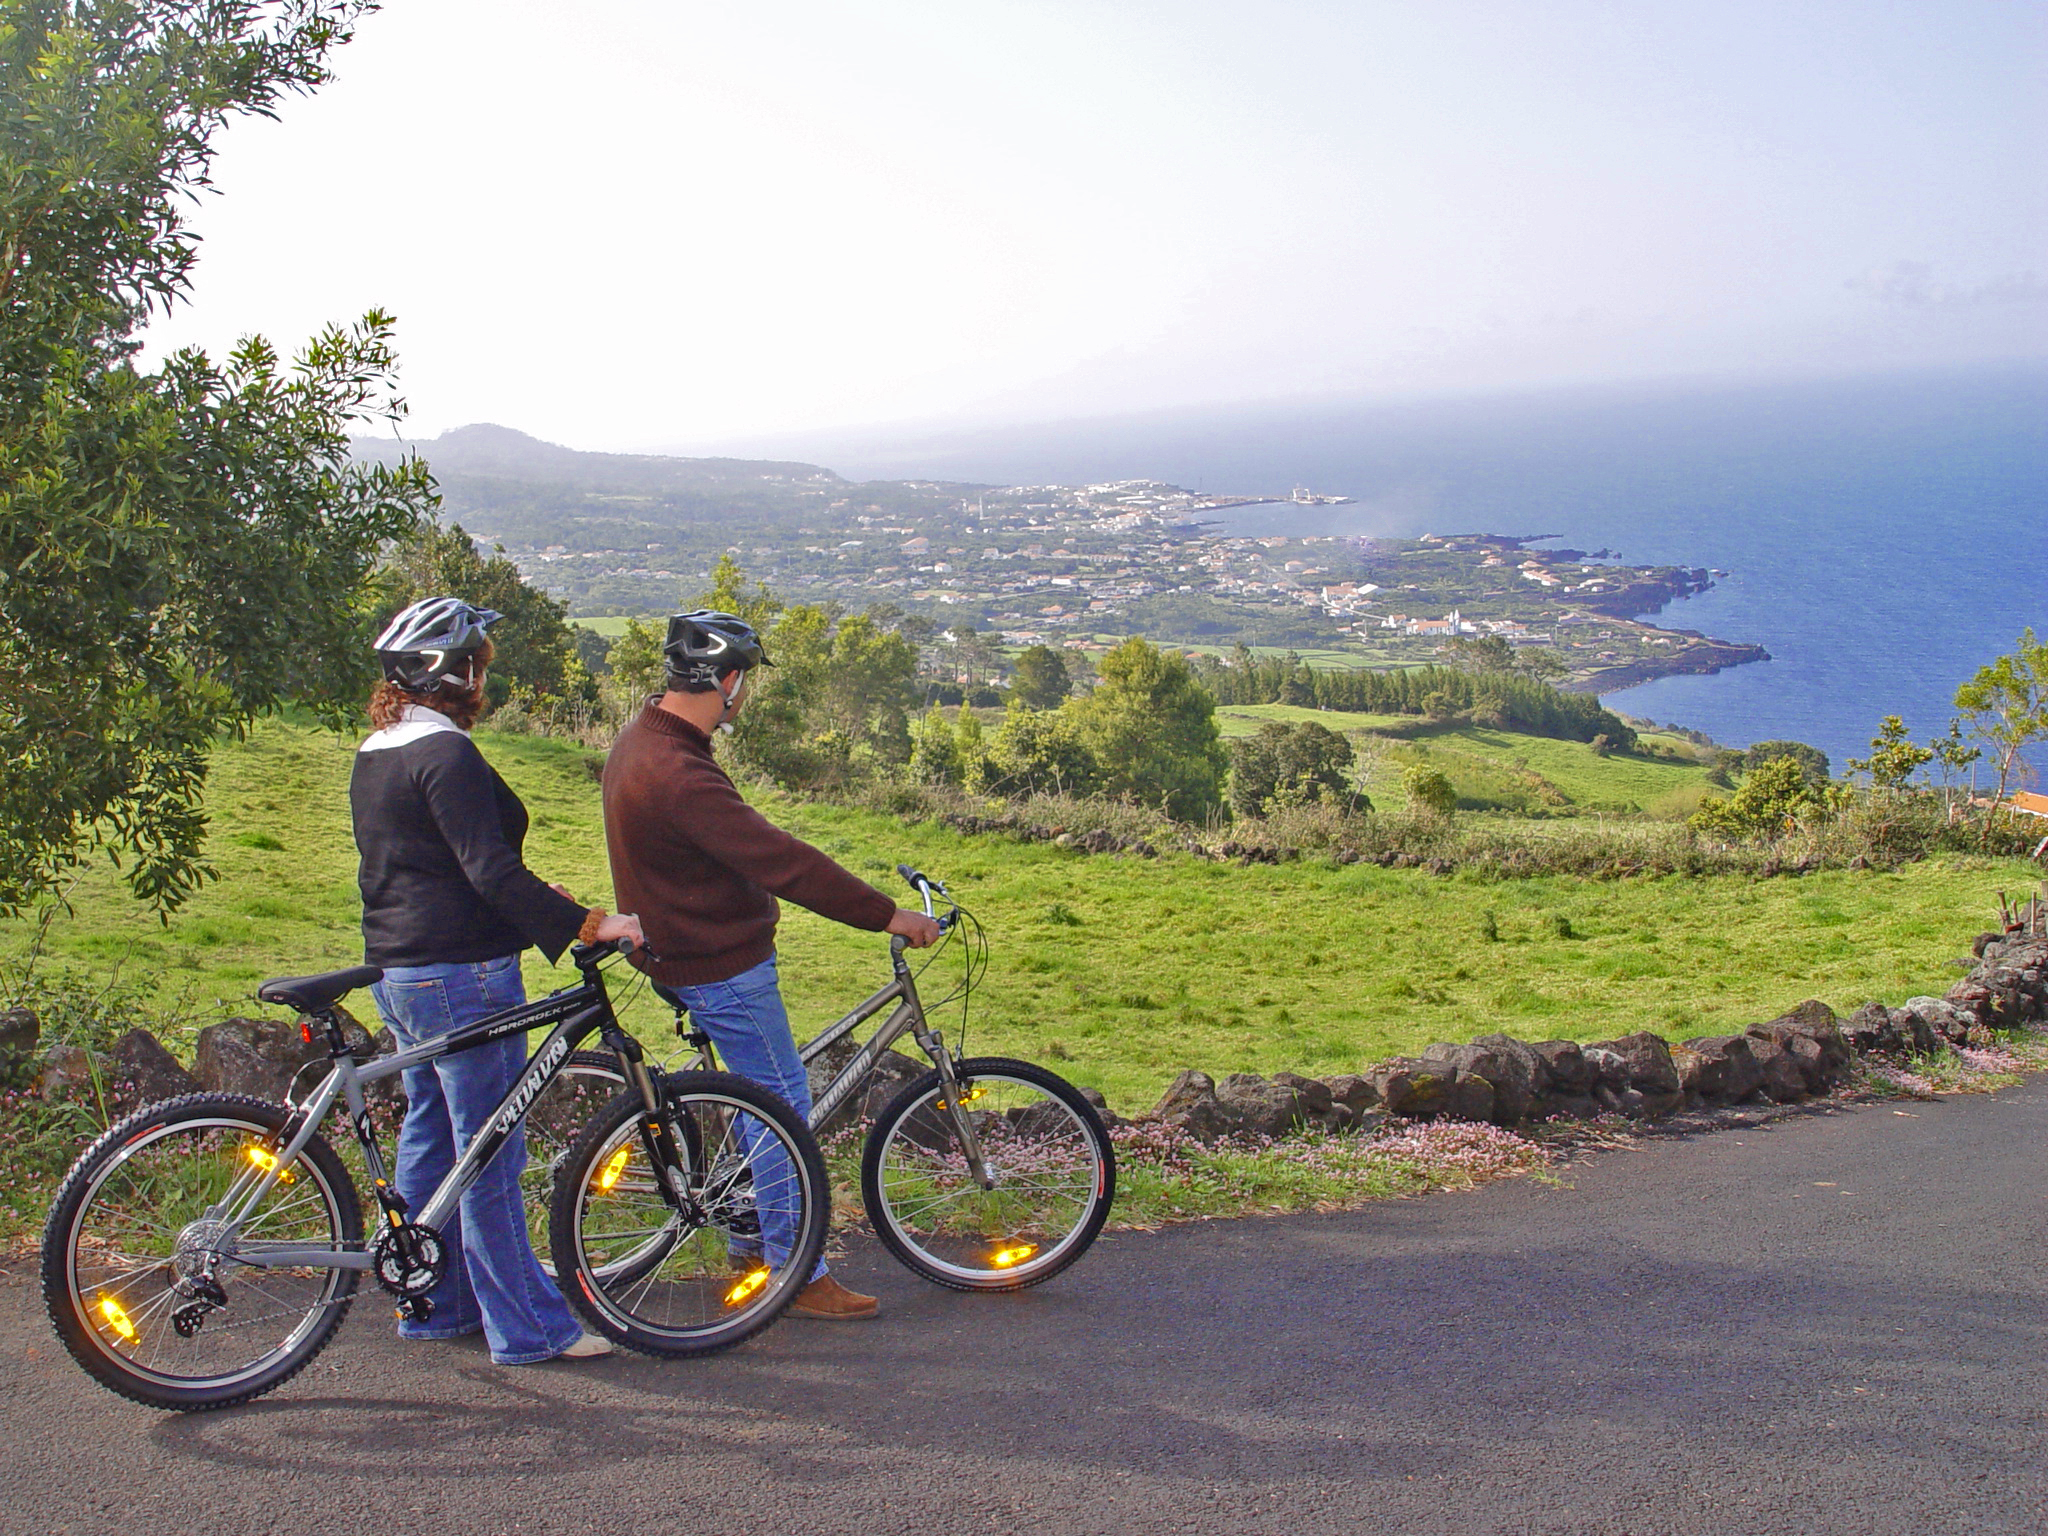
[394,1295,435,1324]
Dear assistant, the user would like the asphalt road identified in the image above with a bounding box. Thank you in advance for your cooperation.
[7,1079,2048,1536]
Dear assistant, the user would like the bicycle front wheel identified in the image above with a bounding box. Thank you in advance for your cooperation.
[862,1057,1114,1291]
[42,1094,363,1411]
[550,1070,827,1357]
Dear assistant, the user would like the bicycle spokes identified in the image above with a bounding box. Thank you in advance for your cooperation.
[551,1076,828,1355]
[48,1106,360,1407]
[864,1060,1113,1290]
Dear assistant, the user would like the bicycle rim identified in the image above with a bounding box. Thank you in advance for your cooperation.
[863,1059,1114,1290]
[554,1075,825,1354]
[48,1104,358,1406]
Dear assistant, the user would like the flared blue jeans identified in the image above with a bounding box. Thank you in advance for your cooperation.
[369,954,584,1365]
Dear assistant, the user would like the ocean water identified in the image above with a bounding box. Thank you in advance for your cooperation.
[823,366,2048,776]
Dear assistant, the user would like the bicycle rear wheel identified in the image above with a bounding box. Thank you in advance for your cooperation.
[862,1057,1114,1291]
[550,1070,827,1356]
[42,1094,362,1411]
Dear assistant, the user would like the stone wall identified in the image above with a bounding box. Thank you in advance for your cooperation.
[4,935,2044,1142]
[1130,932,2048,1143]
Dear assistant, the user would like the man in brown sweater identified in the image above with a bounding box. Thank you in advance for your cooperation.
[603,610,941,1319]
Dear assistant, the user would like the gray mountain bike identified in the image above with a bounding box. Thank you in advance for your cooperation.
[529,866,1117,1292]
[43,939,827,1411]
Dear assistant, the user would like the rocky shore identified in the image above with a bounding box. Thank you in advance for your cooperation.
[1564,629,1773,696]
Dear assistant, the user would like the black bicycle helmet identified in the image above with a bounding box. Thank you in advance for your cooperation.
[373,596,501,692]
[664,610,771,687]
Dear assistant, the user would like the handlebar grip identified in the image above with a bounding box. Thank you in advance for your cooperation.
[898,863,929,891]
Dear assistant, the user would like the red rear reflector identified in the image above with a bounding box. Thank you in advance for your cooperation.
[301,1022,314,1045]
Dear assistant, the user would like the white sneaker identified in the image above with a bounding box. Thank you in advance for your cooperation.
[558,1331,615,1360]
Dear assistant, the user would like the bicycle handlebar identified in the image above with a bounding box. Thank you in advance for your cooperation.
[570,934,643,970]
[897,863,955,928]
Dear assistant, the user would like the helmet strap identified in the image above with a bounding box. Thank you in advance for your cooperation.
[716,669,744,730]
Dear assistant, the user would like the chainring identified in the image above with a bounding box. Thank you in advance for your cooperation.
[370,1223,449,1298]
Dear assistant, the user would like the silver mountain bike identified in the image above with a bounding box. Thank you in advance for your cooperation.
[530,866,1117,1292]
[42,939,827,1411]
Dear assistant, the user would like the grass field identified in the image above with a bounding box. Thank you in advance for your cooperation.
[1174,644,1397,671]
[571,616,639,638]
[1216,704,1716,818]
[5,720,2032,1114]
[1215,703,1418,737]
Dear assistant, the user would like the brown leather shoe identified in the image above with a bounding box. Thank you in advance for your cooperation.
[787,1274,879,1320]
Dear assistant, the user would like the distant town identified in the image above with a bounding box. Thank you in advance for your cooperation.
[361,426,1769,693]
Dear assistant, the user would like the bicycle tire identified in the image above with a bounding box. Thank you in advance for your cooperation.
[550,1070,827,1357]
[42,1094,363,1411]
[862,1057,1114,1292]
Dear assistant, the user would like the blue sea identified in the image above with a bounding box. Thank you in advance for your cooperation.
[820,366,2048,777]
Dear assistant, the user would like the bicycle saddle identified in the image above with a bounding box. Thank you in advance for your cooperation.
[257,966,384,1015]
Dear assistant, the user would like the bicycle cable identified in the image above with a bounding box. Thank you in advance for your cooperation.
[910,901,986,1058]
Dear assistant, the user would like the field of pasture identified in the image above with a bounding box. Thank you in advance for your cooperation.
[1215,702,1718,818]
[3,720,2030,1113]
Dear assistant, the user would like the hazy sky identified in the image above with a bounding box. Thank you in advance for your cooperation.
[142,0,2047,451]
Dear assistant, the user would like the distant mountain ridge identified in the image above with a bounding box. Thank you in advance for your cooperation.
[350,423,853,495]
[346,423,990,618]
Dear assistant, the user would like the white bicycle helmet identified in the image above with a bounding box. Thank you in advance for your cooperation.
[374,597,501,692]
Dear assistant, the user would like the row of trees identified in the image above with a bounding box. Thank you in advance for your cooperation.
[1192,647,1636,748]
[323,538,2048,847]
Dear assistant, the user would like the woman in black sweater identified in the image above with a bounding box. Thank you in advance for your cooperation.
[352,597,640,1365]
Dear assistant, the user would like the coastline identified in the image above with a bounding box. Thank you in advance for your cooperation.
[1562,632,1773,696]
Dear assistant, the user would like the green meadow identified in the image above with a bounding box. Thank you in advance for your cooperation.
[1216,703,1717,818]
[571,615,639,638]
[5,719,2029,1113]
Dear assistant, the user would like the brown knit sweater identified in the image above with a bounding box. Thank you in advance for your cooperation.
[602,701,896,986]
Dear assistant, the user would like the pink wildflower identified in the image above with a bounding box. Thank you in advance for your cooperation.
[1958,1045,2022,1074]
[1871,1064,1937,1096]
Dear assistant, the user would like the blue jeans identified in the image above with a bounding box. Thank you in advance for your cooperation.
[369,955,584,1365]
[656,954,826,1282]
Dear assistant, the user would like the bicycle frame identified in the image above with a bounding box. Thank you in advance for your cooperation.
[225,956,661,1273]
[805,939,957,1128]
[676,933,994,1188]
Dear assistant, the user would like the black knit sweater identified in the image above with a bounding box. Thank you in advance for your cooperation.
[350,710,587,968]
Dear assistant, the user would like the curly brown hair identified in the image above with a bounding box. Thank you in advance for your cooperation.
[368,639,493,732]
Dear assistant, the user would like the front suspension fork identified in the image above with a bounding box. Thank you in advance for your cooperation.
[925,1033,995,1191]
[607,1027,693,1211]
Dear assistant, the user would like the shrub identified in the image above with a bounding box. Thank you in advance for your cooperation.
[1068,638,1228,821]
[976,702,1102,799]
[1402,765,1459,818]
[1730,739,1831,786]
[908,709,966,787]
[1010,645,1073,709]
[1689,756,1826,841]
[1229,720,1357,817]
